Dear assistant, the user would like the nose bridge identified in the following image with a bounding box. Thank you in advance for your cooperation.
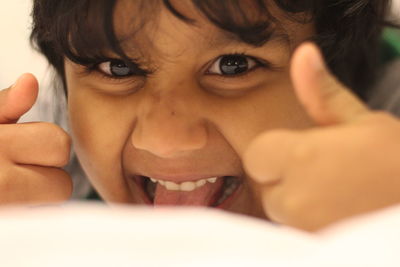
[131,88,208,158]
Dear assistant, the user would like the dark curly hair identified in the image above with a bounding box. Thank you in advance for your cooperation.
[31,0,397,99]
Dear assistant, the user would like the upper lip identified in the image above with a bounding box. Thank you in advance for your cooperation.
[135,173,238,183]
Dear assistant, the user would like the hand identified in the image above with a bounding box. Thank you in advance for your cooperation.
[243,43,400,231]
[0,73,72,205]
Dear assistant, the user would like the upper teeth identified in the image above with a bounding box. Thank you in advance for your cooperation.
[149,177,218,192]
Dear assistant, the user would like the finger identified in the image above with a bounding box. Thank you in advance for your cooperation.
[0,165,72,205]
[0,73,38,124]
[243,130,302,184]
[0,122,71,167]
[291,42,369,125]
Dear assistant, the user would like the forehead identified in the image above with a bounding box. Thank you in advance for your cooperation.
[112,0,298,59]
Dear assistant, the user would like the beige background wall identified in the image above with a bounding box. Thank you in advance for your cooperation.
[0,0,48,89]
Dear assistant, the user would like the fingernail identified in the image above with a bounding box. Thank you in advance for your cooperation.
[11,74,24,89]
[308,44,324,72]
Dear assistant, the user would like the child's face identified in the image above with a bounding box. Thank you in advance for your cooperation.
[64,0,314,218]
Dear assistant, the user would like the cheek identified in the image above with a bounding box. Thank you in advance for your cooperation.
[67,84,137,198]
[207,79,313,156]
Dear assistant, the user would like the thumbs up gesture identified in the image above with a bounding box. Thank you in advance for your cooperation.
[244,43,400,231]
[0,73,72,205]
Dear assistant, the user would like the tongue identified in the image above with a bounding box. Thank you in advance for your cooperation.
[154,178,224,206]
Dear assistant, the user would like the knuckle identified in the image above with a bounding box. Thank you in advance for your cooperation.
[289,141,314,165]
[279,193,329,231]
[40,123,71,166]
[275,192,316,228]
[279,194,304,221]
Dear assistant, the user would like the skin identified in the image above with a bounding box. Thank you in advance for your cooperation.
[65,1,313,218]
[0,73,72,205]
[244,43,400,230]
[1,1,400,231]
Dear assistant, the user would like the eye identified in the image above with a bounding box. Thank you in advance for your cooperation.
[207,54,259,76]
[97,60,133,77]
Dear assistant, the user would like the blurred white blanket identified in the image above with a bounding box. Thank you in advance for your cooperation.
[1,203,400,267]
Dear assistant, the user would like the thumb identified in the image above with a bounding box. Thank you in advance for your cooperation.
[291,42,369,125]
[0,73,39,124]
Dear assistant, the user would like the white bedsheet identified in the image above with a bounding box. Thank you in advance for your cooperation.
[1,202,400,267]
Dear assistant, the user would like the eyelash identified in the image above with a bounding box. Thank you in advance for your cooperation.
[79,59,148,82]
[206,53,270,76]
[80,53,272,81]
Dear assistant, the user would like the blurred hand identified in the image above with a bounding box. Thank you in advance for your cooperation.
[244,43,400,231]
[0,73,72,205]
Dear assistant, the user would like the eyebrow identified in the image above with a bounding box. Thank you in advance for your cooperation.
[117,25,291,66]
[119,22,291,53]
[208,30,291,50]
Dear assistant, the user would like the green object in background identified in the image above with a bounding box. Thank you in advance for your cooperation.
[382,27,400,63]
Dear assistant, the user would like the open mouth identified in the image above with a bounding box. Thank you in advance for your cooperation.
[134,175,242,208]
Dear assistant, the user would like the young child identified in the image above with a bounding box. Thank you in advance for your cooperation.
[1,0,399,231]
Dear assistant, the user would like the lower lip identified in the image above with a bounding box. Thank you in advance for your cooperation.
[132,175,242,208]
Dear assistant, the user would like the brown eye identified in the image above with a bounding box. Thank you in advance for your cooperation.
[207,55,258,76]
[98,60,133,77]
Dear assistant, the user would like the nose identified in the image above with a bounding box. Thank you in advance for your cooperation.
[131,92,208,158]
